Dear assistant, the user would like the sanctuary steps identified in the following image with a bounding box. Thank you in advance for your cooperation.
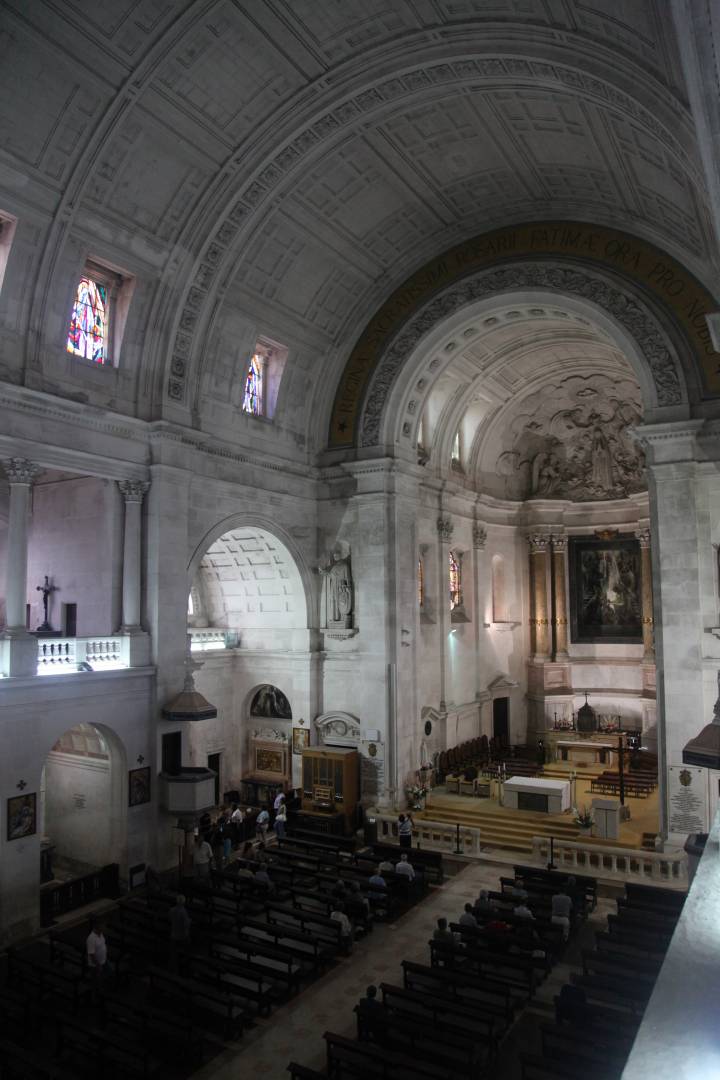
[419,799,581,854]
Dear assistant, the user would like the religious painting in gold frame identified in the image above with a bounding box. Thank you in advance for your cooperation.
[256,748,283,773]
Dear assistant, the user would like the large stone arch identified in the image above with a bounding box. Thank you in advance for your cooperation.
[329,222,720,449]
[187,514,315,631]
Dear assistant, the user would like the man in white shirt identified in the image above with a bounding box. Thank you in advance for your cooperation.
[459,903,477,928]
[551,888,573,941]
[394,853,415,882]
[86,917,108,998]
[193,834,213,878]
[256,808,270,841]
[330,902,353,952]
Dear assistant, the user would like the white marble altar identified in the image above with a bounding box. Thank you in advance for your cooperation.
[556,740,615,764]
[503,776,571,813]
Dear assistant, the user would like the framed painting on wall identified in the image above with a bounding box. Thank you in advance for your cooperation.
[256,748,283,773]
[128,766,151,807]
[292,728,310,755]
[569,536,643,644]
[7,793,36,840]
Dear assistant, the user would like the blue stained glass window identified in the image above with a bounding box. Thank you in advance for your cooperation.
[66,276,108,363]
[242,354,263,415]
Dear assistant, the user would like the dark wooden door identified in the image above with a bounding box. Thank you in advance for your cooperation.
[493,697,509,747]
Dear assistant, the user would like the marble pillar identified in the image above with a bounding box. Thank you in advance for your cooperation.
[1,458,40,676]
[118,480,150,632]
[436,513,453,710]
[528,534,551,660]
[473,522,487,701]
[636,528,655,660]
[551,535,569,660]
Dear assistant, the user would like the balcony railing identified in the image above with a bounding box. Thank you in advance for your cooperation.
[37,637,129,673]
[189,629,231,650]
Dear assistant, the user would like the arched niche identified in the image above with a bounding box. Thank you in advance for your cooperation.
[41,721,128,875]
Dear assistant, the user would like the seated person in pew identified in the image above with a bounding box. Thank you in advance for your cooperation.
[551,886,573,941]
[556,983,590,1026]
[236,863,255,881]
[459,903,478,928]
[330,902,354,952]
[394,854,415,882]
[254,866,276,895]
[510,875,529,901]
[378,857,395,874]
[345,881,371,928]
[484,919,513,951]
[331,879,349,900]
[513,901,535,921]
[433,917,457,943]
[368,871,388,903]
[473,889,495,917]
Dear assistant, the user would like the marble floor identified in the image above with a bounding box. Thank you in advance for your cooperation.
[195,857,618,1080]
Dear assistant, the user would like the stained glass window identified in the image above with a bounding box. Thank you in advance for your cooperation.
[418,558,424,607]
[242,353,263,415]
[66,276,108,363]
[449,551,460,610]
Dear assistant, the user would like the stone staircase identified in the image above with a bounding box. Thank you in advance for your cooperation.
[419,800,581,854]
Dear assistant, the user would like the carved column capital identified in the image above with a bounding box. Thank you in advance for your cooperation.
[527,533,550,555]
[551,535,567,554]
[473,523,487,550]
[635,528,651,550]
[437,514,454,542]
[3,458,40,485]
[118,479,150,503]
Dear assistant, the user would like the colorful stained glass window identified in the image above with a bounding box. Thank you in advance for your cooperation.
[66,276,108,363]
[418,558,424,607]
[242,354,263,415]
[449,551,460,610]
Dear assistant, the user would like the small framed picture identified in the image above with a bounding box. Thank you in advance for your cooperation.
[292,728,310,755]
[128,766,151,807]
[7,793,37,841]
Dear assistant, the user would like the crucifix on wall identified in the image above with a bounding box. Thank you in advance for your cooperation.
[36,575,58,632]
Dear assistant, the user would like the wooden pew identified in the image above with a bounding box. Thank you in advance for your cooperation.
[540,1024,626,1077]
[266,902,345,949]
[355,1004,490,1074]
[183,953,279,1015]
[148,966,249,1039]
[372,844,443,883]
[378,981,498,1053]
[287,1065,325,1080]
[211,937,303,995]
[8,948,89,1013]
[402,959,521,1022]
[0,1040,79,1080]
[55,1012,157,1079]
[103,991,205,1065]
[430,939,540,994]
[237,917,336,970]
[323,1030,458,1079]
[624,883,685,912]
[570,972,651,1014]
[513,865,597,911]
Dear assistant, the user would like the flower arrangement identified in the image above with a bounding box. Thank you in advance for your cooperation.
[406,784,429,808]
[573,805,594,829]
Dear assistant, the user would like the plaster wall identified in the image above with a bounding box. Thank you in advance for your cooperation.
[44,752,113,867]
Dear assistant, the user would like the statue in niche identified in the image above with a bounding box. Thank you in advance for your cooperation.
[319,544,354,629]
[590,423,614,492]
[419,738,431,769]
[531,449,561,497]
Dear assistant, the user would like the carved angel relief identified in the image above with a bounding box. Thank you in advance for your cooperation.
[494,383,645,502]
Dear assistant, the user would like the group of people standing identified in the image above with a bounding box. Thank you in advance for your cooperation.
[192,793,289,878]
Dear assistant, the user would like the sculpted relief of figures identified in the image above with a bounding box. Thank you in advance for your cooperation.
[490,376,645,502]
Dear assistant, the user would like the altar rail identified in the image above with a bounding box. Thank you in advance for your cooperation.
[531,836,687,885]
[373,813,482,857]
[37,637,129,671]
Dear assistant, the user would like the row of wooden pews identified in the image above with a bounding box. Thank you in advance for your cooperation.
[0,830,436,1078]
[520,881,685,1079]
[288,863,588,1079]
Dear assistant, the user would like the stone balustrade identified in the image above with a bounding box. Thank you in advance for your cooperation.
[189,628,229,650]
[531,835,687,884]
[372,812,482,857]
[37,637,129,672]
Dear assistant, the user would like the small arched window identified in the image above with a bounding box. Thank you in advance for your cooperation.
[242,353,264,415]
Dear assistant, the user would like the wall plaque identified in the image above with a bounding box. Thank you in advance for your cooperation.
[668,764,707,835]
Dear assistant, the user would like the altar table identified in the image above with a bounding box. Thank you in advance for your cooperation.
[503,776,571,814]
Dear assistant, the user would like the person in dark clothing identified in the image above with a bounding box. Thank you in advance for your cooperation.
[357,985,387,1041]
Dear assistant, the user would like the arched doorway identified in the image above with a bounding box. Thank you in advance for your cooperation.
[41,722,127,881]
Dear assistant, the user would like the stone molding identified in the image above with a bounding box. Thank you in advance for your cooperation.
[473,524,488,549]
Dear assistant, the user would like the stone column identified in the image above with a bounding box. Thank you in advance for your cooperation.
[528,534,551,660]
[551,535,569,659]
[636,528,655,660]
[473,522,487,702]
[437,514,453,710]
[1,458,40,676]
[118,480,150,632]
